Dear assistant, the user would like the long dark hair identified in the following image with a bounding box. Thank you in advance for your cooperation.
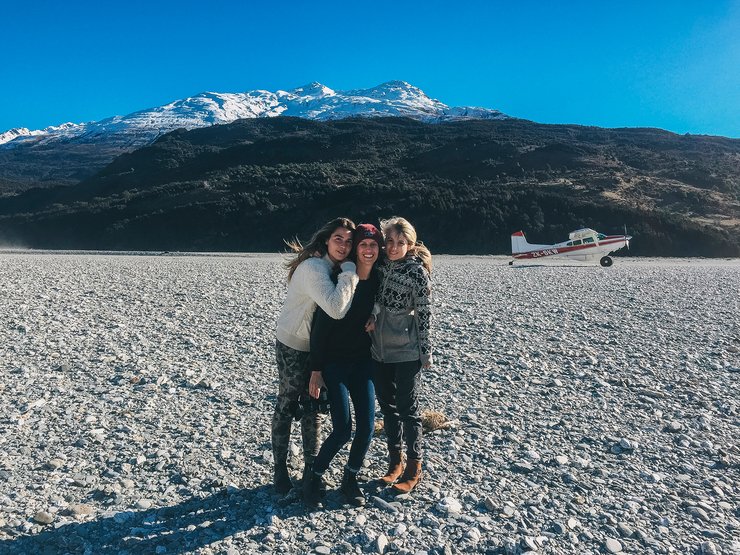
[284,217,356,280]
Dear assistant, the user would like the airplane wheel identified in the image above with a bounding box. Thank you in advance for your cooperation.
[600,256,613,267]
[509,261,514,266]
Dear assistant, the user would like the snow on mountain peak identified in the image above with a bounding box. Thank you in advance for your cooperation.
[374,80,424,94]
[0,127,33,145]
[289,82,336,98]
[0,81,508,148]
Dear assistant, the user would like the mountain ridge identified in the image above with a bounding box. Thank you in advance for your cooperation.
[0,80,506,147]
[1,116,737,257]
[0,81,507,193]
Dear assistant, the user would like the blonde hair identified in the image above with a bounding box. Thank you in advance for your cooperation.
[284,217,356,280]
[379,216,432,274]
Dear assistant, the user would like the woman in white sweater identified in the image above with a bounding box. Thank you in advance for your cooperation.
[272,217,359,494]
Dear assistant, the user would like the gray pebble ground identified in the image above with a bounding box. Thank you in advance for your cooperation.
[0,252,738,555]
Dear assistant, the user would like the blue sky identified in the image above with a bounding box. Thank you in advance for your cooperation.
[2,0,739,137]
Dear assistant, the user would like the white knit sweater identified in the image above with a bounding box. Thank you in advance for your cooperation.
[276,256,358,352]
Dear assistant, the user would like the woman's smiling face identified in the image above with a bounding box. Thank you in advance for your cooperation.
[355,238,379,268]
[385,231,409,261]
[325,227,353,264]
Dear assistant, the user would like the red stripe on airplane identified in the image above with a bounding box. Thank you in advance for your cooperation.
[513,238,626,259]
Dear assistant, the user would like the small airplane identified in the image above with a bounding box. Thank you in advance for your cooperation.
[510,228,632,267]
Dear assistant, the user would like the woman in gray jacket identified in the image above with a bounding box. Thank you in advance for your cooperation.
[370,216,432,494]
[272,217,359,494]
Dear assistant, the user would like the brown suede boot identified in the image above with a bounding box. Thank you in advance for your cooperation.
[380,451,405,485]
[392,459,422,493]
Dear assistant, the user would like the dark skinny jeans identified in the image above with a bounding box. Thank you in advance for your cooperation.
[313,358,375,474]
[373,360,423,460]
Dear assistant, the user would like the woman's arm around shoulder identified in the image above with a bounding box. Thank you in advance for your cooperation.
[295,257,359,320]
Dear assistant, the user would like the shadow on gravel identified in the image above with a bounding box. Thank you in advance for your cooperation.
[0,485,274,555]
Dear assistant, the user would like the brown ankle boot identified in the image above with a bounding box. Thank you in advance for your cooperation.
[380,452,405,485]
[392,458,422,493]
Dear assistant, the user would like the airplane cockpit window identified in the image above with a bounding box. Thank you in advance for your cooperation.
[584,237,595,243]
[597,233,607,240]
[572,239,582,246]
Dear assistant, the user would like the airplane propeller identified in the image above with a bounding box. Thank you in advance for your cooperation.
[624,224,630,250]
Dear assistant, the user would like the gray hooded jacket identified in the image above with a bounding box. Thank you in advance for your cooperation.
[370,256,432,366]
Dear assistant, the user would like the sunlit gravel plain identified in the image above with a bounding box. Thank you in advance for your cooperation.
[0,252,738,554]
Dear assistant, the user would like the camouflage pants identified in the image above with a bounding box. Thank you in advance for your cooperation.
[271,340,321,465]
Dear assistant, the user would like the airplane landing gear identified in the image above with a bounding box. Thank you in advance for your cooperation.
[600,256,613,267]
[509,261,514,266]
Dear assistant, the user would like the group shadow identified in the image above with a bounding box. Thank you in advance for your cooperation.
[0,485,290,555]
[0,478,395,555]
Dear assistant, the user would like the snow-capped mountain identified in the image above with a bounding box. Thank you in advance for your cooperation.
[0,127,37,144]
[0,81,507,148]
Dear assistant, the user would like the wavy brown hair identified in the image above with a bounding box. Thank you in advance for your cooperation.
[379,216,432,274]
[284,217,356,280]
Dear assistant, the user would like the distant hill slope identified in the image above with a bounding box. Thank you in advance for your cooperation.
[0,117,738,256]
[0,81,506,192]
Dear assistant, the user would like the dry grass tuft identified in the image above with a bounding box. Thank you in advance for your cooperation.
[421,410,450,433]
[373,410,451,436]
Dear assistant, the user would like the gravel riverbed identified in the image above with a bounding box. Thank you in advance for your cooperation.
[0,252,738,555]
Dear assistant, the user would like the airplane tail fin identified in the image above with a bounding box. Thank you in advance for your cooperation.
[511,231,530,254]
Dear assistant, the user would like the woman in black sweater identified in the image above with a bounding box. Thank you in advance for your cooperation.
[303,224,383,507]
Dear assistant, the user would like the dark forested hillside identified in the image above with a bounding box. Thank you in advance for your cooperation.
[0,117,738,256]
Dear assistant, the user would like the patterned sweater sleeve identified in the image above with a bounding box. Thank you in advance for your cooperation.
[371,265,385,317]
[412,264,433,366]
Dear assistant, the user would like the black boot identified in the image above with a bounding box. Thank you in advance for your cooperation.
[340,468,365,507]
[273,459,292,494]
[303,467,323,507]
[301,457,314,489]
[302,458,326,497]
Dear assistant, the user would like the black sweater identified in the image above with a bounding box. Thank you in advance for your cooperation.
[309,271,379,372]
